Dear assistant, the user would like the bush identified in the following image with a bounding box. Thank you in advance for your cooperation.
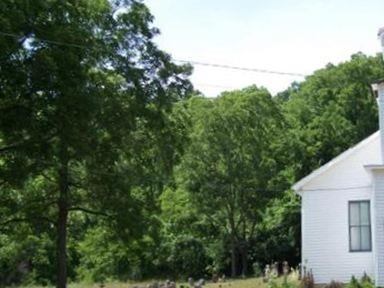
[282,280,299,288]
[325,280,343,288]
[168,237,209,278]
[300,270,314,288]
[360,273,374,288]
[267,277,299,288]
[361,273,372,284]
[253,262,262,277]
[76,227,148,282]
[347,276,362,288]
[347,275,374,288]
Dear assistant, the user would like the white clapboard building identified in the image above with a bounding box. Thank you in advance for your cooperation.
[292,29,384,285]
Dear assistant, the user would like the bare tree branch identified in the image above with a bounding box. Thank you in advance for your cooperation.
[41,172,56,183]
[68,180,84,189]
[0,132,57,154]
[68,206,110,217]
[0,215,55,227]
[0,142,22,153]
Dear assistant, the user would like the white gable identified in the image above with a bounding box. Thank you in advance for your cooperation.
[293,131,381,192]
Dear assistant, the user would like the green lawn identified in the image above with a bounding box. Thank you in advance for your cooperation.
[63,277,298,288]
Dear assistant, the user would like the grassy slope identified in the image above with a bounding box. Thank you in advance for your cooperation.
[23,276,299,288]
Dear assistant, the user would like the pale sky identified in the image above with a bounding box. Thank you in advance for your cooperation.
[145,0,384,97]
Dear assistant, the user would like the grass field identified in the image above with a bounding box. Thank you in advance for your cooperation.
[58,276,298,288]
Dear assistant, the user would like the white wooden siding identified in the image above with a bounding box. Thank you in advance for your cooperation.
[302,187,373,283]
[300,133,380,283]
[371,169,384,286]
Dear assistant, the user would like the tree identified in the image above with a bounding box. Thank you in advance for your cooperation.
[282,53,384,179]
[0,1,191,287]
[254,53,384,271]
[251,190,301,267]
[178,87,283,276]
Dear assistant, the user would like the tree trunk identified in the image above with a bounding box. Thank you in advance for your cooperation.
[240,242,248,277]
[57,145,69,288]
[230,236,237,277]
[57,198,68,288]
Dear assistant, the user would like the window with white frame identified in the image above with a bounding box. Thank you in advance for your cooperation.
[349,200,371,252]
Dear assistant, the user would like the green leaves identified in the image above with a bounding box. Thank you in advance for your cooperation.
[174,86,283,276]
[1,1,384,282]
[282,53,384,179]
[0,0,192,286]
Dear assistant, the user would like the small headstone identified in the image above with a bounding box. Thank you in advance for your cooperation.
[298,263,302,280]
[283,261,289,276]
[263,264,271,282]
[188,277,194,287]
[272,262,278,277]
[194,278,205,288]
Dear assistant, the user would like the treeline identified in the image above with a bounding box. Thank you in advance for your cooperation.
[1,1,384,287]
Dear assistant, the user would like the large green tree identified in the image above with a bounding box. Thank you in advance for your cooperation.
[0,1,191,287]
[178,87,283,277]
[281,53,384,179]
[255,53,384,271]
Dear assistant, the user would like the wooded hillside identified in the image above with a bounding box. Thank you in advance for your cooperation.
[0,1,384,287]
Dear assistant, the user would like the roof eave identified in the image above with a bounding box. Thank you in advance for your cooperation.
[291,131,380,193]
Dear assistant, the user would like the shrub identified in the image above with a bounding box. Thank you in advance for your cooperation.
[282,280,299,288]
[168,237,209,278]
[360,273,374,288]
[347,276,362,288]
[361,273,372,283]
[325,280,343,288]
[300,269,314,288]
[288,266,300,282]
[267,276,299,288]
[253,262,262,277]
[347,275,374,288]
[267,278,279,288]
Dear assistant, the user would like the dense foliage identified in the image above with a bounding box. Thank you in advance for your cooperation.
[0,0,191,287]
[1,1,384,286]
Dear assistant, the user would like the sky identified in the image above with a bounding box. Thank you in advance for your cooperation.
[144,0,384,97]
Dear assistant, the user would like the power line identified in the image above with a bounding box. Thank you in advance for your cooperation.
[0,31,88,49]
[194,83,238,90]
[0,31,308,78]
[175,59,308,77]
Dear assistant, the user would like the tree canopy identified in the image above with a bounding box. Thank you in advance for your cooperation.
[1,1,384,285]
[0,0,191,287]
[177,87,283,276]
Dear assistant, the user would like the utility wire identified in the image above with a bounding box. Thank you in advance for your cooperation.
[0,31,88,49]
[175,59,308,77]
[0,33,370,192]
[0,31,308,78]
[195,83,238,90]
